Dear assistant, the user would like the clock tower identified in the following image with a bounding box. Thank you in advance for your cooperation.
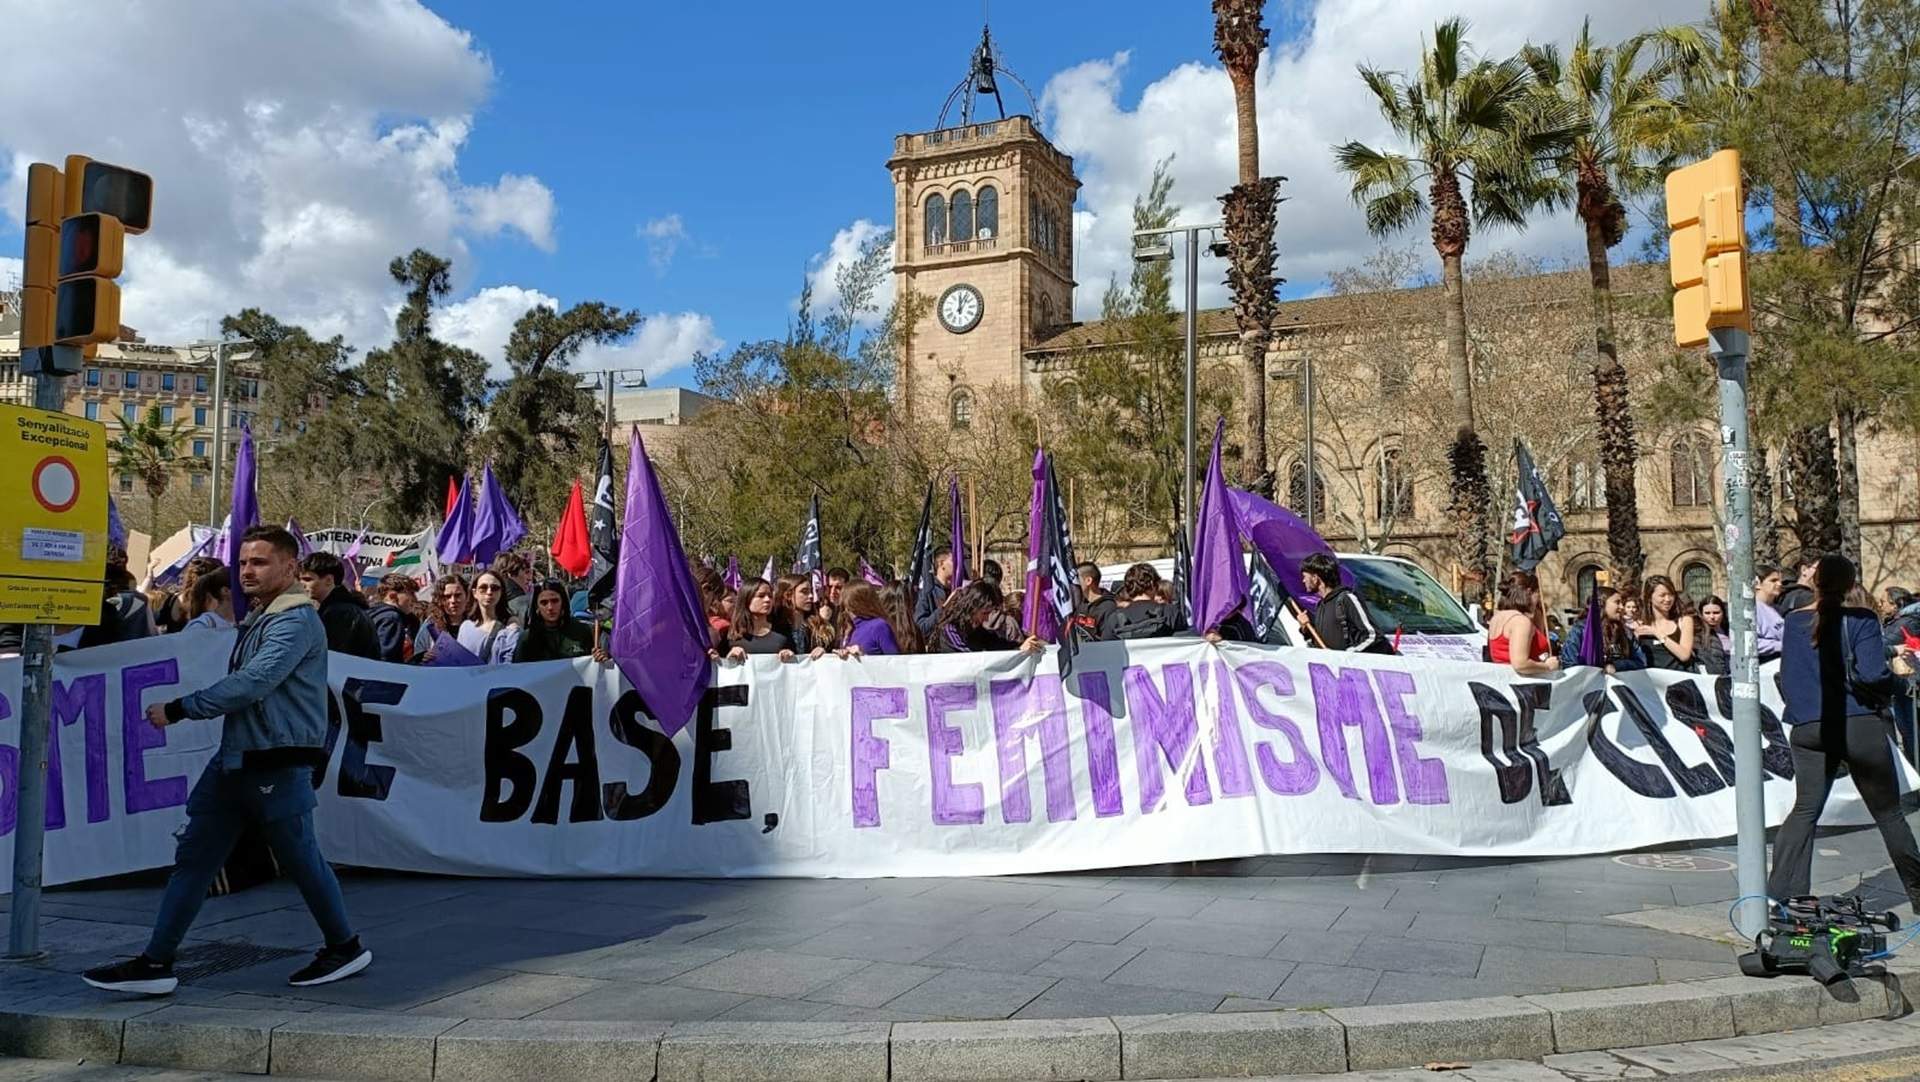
[888,26,1079,425]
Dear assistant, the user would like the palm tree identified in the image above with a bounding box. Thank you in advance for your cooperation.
[1522,22,1697,583]
[1212,0,1280,498]
[1334,18,1579,601]
[108,409,202,540]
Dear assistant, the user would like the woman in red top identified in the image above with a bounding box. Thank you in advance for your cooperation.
[1487,570,1560,675]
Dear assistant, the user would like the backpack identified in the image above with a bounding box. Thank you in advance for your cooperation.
[1104,601,1173,641]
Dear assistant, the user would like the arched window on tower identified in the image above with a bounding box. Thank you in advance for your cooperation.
[951,189,974,243]
[1375,447,1413,520]
[925,193,947,249]
[1670,433,1714,507]
[976,185,998,241]
[949,388,975,430]
[1575,563,1603,605]
[1030,193,1040,250]
[1682,561,1715,604]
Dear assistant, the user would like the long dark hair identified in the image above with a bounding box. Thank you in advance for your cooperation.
[880,584,921,653]
[1809,554,1857,645]
[934,581,1004,649]
[471,570,512,625]
[187,567,231,619]
[429,573,473,634]
[730,577,774,642]
[1497,570,1540,614]
[1643,575,1695,623]
[529,579,572,630]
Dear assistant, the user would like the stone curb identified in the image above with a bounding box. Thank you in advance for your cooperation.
[0,970,1905,1080]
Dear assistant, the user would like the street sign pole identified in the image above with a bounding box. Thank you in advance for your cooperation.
[1712,325,1767,938]
[6,367,68,960]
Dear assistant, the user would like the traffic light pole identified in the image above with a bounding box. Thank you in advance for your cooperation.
[1712,325,1767,939]
[7,364,68,960]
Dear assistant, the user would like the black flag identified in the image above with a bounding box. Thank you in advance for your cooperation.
[1246,547,1285,642]
[1041,452,1080,673]
[797,493,824,592]
[1509,438,1566,572]
[1171,527,1194,633]
[586,438,620,609]
[906,482,935,601]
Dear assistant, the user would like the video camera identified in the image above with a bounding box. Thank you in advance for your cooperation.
[1738,894,1899,984]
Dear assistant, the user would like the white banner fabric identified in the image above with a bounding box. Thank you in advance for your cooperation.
[0,632,1903,890]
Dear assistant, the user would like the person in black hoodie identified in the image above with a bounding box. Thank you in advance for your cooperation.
[1298,552,1394,654]
[1073,562,1117,641]
[298,552,380,659]
[1099,564,1178,641]
[366,573,420,663]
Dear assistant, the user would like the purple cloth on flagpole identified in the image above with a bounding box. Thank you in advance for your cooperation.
[1021,448,1053,638]
[724,556,742,592]
[949,476,968,591]
[1191,418,1250,635]
[469,463,525,566]
[609,425,712,738]
[342,527,366,561]
[1228,486,1351,605]
[424,622,483,667]
[106,496,127,550]
[859,558,886,587]
[435,474,474,565]
[226,427,259,620]
[1577,587,1607,667]
[287,518,312,558]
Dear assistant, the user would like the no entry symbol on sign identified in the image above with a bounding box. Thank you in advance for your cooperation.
[31,455,80,514]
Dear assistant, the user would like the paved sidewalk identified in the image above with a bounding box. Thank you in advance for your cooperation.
[2,818,1914,1024]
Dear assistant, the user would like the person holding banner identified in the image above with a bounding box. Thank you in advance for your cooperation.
[414,573,475,662]
[460,571,521,664]
[934,581,1044,654]
[727,578,797,661]
[1488,570,1560,675]
[841,583,904,656]
[1297,552,1394,654]
[85,525,371,996]
[1558,587,1648,674]
[1637,576,1698,672]
[1099,565,1178,641]
[517,580,605,663]
[881,584,923,654]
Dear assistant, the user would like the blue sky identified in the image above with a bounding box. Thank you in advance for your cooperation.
[1,0,1685,387]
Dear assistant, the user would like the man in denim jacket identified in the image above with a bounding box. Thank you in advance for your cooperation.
[84,525,372,995]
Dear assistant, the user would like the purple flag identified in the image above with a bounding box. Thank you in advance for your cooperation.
[1021,449,1051,638]
[1229,486,1352,606]
[469,462,526,566]
[609,425,712,738]
[423,622,483,667]
[723,555,742,592]
[226,426,259,620]
[342,526,366,561]
[1576,585,1608,667]
[858,558,886,587]
[435,473,474,565]
[948,475,968,591]
[286,518,312,558]
[106,495,127,550]
[1191,418,1249,636]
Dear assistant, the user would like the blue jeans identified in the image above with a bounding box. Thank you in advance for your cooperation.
[145,762,354,965]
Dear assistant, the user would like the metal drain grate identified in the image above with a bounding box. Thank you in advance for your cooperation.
[173,941,306,983]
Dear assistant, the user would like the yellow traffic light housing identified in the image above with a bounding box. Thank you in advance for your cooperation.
[54,279,121,346]
[59,213,125,279]
[1666,149,1748,347]
[63,155,152,234]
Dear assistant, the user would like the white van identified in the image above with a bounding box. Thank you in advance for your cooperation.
[1093,552,1484,662]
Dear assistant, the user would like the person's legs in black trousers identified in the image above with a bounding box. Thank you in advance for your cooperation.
[1838,713,1920,909]
[1767,720,1839,902]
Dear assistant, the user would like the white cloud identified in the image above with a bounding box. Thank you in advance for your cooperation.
[802,218,894,327]
[0,255,20,287]
[1041,0,1684,319]
[0,0,552,349]
[433,286,722,382]
[639,214,688,273]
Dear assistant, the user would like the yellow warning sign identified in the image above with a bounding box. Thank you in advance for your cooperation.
[0,404,108,623]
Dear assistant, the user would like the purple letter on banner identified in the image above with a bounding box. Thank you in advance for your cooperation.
[52,674,110,827]
[123,660,188,814]
[990,676,1076,824]
[1233,661,1320,796]
[1308,663,1399,805]
[1124,664,1211,813]
[849,687,902,828]
[925,682,984,825]
[1373,670,1449,805]
[1074,672,1125,817]
[1208,662,1255,799]
[0,692,15,835]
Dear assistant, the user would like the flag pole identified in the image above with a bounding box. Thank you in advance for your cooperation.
[1287,598,1328,648]
[967,476,980,574]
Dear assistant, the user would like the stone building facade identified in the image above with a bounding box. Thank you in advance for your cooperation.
[889,116,1920,606]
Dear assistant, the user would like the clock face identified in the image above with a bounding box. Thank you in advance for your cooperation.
[939,284,984,334]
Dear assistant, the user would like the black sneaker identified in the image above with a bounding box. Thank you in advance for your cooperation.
[82,955,177,996]
[287,937,372,987]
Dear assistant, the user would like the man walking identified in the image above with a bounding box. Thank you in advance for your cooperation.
[1297,552,1394,654]
[84,525,371,995]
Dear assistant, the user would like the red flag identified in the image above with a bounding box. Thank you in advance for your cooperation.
[551,479,592,577]
[445,475,459,520]
[1903,627,1920,652]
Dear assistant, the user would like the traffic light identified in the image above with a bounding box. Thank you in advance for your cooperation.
[62,155,152,233]
[17,154,152,351]
[19,162,63,350]
[1666,149,1749,348]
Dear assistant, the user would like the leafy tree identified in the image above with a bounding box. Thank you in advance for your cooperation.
[108,409,202,540]
[480,301,643,529]
[1523,22,1697,581]
[218,308,365,508]
[1333,17,1579,601]
[353,250,489,530]
[1212,0,1280,497]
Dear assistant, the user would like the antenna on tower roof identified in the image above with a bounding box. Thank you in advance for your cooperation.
[936,16,1039,130]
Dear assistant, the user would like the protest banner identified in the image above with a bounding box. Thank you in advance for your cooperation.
[0,633,1899,888]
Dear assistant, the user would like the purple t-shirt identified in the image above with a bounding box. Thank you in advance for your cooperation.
[848,616,901,656]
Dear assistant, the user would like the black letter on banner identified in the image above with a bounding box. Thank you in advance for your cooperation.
[1614,685,1724,797]
[482,688,541,822]
[1469,682,1569,806]
[335,678,402,800]
[1584,689,1676,798]
[693,684,751,825]
[1664,682,1735,785]
[605,690,680,820]
[534,686,603,825]
[1714,678,1794,779]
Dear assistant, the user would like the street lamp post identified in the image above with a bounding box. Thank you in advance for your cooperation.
[190,337,255,527]
[584,368,650,445]
[1133,222,1224,550]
